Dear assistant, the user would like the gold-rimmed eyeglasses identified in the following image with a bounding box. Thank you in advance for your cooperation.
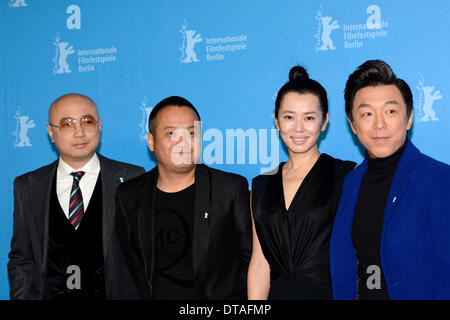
[48,116,100,135]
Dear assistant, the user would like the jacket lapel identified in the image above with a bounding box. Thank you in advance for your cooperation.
[192,164,211,278]
[344,160,368,232]
[98,154,122,258]
[334,159,367,299]
[139,168,158,285]
[31,161,58,276]
[381,140,418,238]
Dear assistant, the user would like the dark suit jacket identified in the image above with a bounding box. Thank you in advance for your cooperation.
[8,154,145,300]
[115,164,252,299]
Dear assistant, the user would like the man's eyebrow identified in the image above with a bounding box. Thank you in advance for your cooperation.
[163,125,195,130]
[357,100,400,109]
[59,114,95,121]
[384,100,399,106]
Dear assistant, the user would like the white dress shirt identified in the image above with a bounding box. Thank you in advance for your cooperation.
[56,153,101,225]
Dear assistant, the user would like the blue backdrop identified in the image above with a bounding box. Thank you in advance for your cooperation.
[1,0,449,299]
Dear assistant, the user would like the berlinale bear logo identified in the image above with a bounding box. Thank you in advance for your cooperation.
[315,5,385,52]
[52,33,75,74]
[138,97,153,141]
[13,106,35,148]
[315,7,340,52]
[417,76,443,122]
[179,21,203,63]
[318,16,340,51]
[421,86,443,121]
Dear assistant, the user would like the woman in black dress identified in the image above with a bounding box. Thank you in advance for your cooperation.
[247,66,355,299]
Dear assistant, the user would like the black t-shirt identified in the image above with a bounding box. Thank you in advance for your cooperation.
[352,140,407,300]
[153,183,201,300]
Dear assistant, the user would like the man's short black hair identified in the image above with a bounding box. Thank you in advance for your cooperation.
[148,96,201,134]
[344,60,413,121]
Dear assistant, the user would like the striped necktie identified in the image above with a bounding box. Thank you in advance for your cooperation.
[69,171,85,229]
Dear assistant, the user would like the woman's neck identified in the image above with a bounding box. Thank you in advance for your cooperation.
[285,146,321,171]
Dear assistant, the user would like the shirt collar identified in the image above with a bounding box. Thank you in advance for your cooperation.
[57,153,101,177]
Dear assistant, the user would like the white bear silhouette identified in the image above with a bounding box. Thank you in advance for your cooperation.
[139,100,153,140]
[56,42,75,74]
[182,29,202,63]
[16,115,35,147]
[319,16,340,51]
[421,86,442,121]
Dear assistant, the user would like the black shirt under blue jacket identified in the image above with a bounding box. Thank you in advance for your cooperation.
[352,140,407,300]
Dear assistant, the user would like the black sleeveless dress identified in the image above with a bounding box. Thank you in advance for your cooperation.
[252,154,355,299]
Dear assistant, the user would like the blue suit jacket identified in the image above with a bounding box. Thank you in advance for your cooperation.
[330,140,450,299]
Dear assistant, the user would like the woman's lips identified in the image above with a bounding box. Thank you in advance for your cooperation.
[291,136,308,144]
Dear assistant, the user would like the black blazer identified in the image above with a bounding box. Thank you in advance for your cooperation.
[115,164,252,299]
[8,154,145,300]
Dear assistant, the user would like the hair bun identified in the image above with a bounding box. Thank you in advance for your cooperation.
[289,66,309,82]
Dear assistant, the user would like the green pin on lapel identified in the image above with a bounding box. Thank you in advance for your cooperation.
[204,212,208,219]
[119,177,124,183]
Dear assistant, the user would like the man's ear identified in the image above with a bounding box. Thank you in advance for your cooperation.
[47,124,55,143]
[406,110,413,131]
[147,132,155,151]
[347,116,357,135]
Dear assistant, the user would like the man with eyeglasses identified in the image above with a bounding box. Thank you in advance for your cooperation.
[8,93,145,300]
